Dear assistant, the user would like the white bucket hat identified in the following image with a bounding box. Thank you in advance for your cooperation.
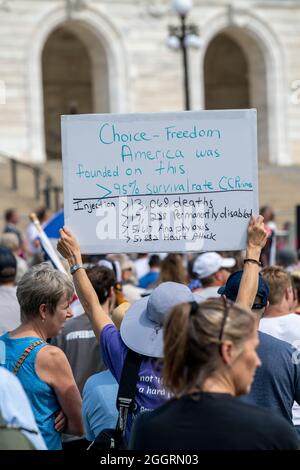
[120,282,198,358]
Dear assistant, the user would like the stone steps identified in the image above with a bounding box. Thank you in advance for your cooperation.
[0,157,61,230]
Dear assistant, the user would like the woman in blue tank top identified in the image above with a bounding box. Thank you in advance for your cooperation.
[0,263,83,450]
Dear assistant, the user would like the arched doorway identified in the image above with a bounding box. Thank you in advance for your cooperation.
[42,23,109,159]
[204,34,250,109]
[204,30,269,163]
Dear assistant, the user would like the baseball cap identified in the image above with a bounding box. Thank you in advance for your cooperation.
[193,252,236,279]
[218,270,269,308]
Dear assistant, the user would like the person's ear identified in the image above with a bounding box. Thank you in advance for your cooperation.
[215,269,229,285]
[38,303,48,322]
[285,286,292,302]
[108,286,114,298]
[293,288,298,304]
[261,301,269,317]
[220,340,234,365]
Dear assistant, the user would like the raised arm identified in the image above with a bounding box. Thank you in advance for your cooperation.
[57,227,113,340]
[236,215,268,309]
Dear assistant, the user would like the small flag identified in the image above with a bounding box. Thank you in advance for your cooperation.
[29,213,67,274]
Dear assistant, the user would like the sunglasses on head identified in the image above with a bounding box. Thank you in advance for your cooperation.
[219,296,233,343]
[218,296,265,342]
[252,301,266,310]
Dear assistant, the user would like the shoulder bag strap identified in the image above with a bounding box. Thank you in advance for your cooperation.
[116,349,143,433]
[12,340,45,376]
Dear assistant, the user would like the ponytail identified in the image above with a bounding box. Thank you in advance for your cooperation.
[163,299,255,396]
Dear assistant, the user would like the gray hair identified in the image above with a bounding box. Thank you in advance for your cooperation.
[17,263,74,321]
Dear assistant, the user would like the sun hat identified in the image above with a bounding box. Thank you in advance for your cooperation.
[120,281,197,358]
[218,270,269,308]
[193,252,236,279]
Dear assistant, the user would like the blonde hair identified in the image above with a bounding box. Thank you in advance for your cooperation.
[163,299,255,396]
[111,301,130,330]
[261,266,291,305]
[0,233,19,252]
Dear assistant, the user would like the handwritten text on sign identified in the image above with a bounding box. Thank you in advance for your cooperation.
[61,110,258,253]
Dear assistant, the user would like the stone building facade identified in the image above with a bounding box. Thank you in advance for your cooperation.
[0,0,300,166]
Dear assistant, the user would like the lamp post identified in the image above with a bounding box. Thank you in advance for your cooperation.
[167,0,202,110]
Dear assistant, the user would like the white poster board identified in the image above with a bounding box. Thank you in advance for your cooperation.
[61,110,258,254]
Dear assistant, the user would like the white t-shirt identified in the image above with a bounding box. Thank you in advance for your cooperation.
[259,313,300,425]
[25,222,39,254]
[194,286,221,302]
[259,314,300,348]
[0,286,21,335]
[134,257,149,280]
[69,297,85,318]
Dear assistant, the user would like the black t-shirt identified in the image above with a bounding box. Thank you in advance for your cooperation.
[129,392,300,451]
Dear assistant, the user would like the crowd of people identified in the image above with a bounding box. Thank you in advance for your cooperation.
[1,205,300,450]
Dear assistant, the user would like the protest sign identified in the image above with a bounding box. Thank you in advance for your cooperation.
[61,110,258,253]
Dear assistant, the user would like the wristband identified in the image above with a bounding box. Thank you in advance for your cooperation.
[243,258,262,267]
[70,263,84,275]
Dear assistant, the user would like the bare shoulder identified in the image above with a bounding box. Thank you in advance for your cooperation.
[36,344,68,369]
[36,344,71,385]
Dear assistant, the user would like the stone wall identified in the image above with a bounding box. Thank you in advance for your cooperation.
[0,0,299,165]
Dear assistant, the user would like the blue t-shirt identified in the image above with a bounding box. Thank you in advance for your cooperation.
[242,331,300,423]
[82,370,118,441]
[138,272,159,289]
[100,325,169,438]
